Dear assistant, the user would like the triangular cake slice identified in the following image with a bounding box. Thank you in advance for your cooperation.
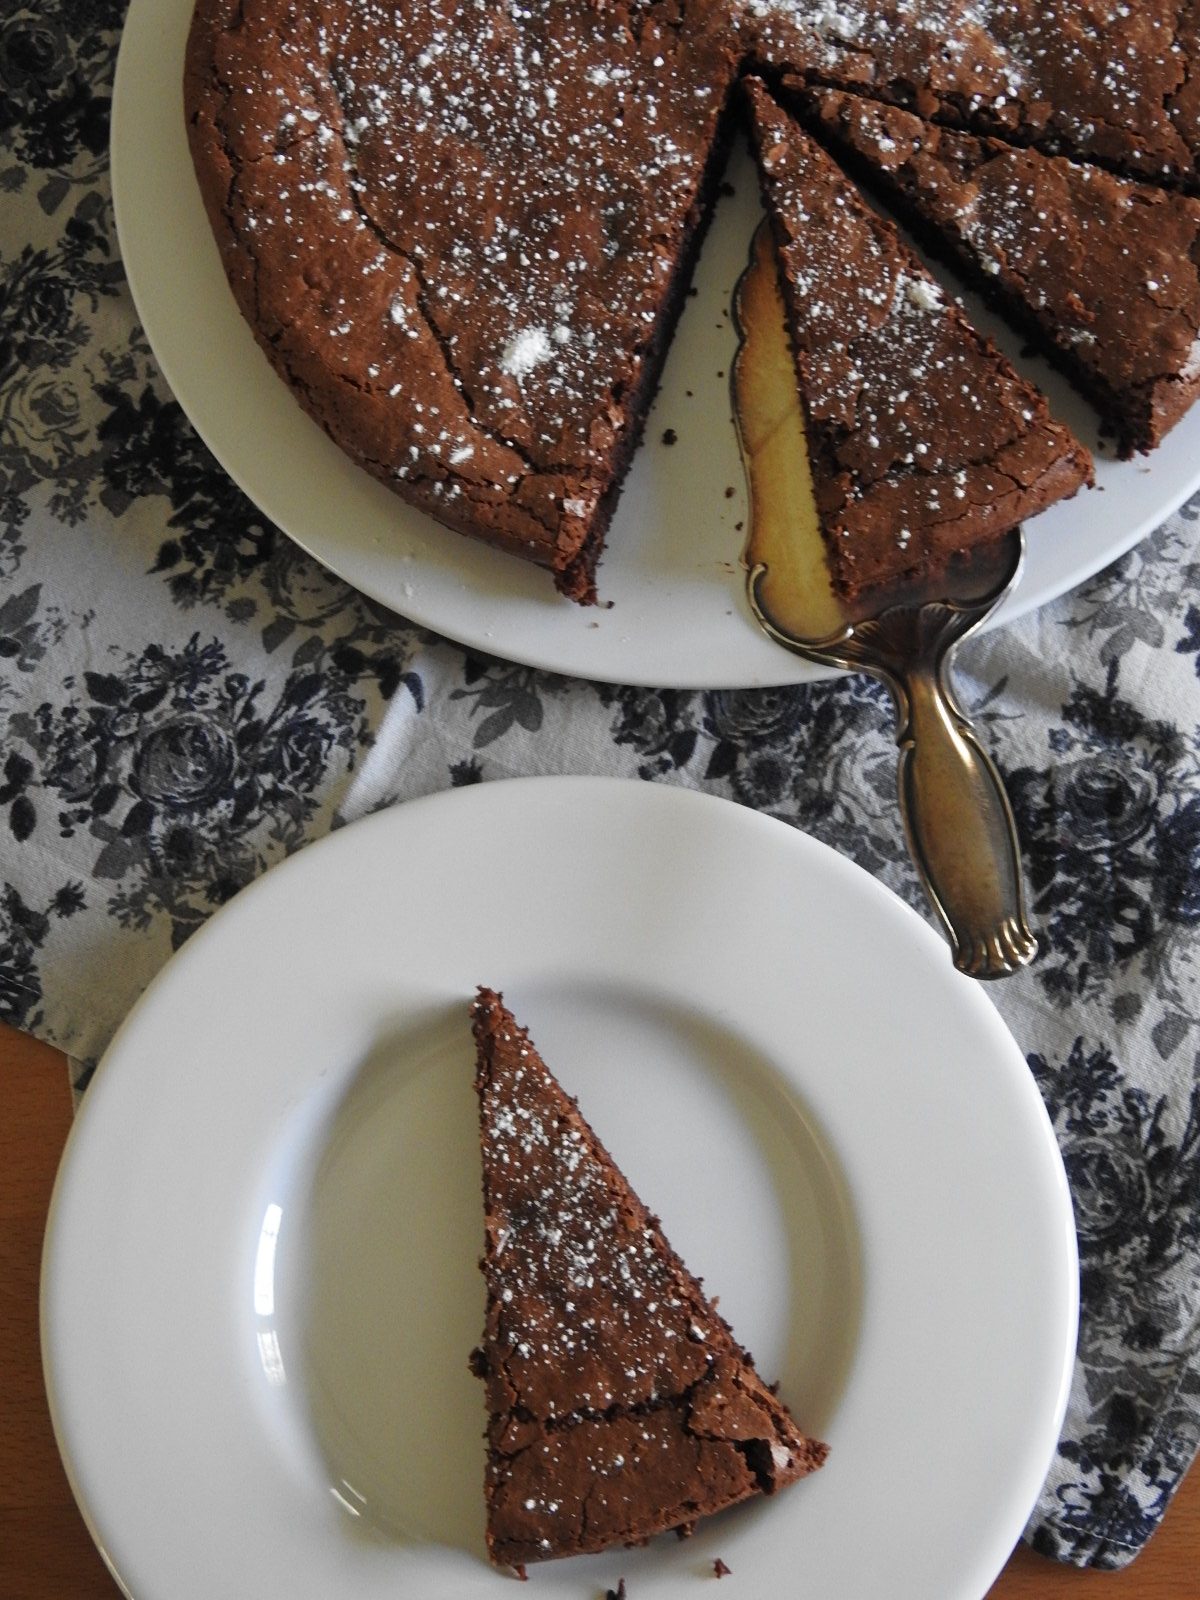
[470,988,826,1567]
[794,87,1200,458]
[742,79,1093,601]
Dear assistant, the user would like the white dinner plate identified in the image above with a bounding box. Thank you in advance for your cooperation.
[43,777,1077,1600]
[110,0,1200,690]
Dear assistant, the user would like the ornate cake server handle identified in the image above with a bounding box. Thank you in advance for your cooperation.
[749,566,1039,980]
[839,597,1038,979]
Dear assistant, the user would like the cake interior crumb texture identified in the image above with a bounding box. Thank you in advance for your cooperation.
[470,987,827,1566]
[183,0,1200,601]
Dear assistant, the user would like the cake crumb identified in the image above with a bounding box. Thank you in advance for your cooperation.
[661,428,678,445]
[511,1563,528,1580]
[713,1557,732,1578]
[605,1581,627,1599]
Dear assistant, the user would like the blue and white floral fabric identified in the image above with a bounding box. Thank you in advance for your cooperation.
[4,4,1200,1572]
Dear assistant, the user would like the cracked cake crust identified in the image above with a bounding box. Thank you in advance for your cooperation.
[744,78,1092,600]
[470,987,826,1566]
[742,0,1200,192]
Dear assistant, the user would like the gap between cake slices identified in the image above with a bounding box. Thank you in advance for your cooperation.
[784,82,1200,461]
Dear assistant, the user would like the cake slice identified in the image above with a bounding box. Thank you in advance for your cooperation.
[469,988,826,1567]
[743,79,1093,600]
[795,87,1200,458]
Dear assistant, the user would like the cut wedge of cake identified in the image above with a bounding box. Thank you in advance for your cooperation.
[795,87,1200,458]
[469,987,826,1566]
[743,79,1093,601]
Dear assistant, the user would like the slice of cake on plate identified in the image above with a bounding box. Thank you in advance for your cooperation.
[743,78,1093,601]
[792,86,1200,458]
[469,987,826,1567]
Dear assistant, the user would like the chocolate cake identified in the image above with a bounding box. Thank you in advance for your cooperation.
[185,0,1198,602]
[470,988,827,1566]
[796,87,1200,458]
[184,0,738,604]
[744,80,1092,599]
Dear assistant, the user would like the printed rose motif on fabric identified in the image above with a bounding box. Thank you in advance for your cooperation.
[5,634,370,948]
[1006,681,1200,1011]
[1028,1038,1200,1566]
[0,879,85,1033]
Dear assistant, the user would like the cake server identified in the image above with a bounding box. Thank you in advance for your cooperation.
[732,220,1037,980]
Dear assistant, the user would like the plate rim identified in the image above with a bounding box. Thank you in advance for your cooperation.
[40,775,1079,1600]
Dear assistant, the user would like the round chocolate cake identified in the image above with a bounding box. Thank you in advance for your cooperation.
[184,0,1200,602]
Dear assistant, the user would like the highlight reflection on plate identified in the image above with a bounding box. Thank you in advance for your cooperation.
[43,778,1077,1600]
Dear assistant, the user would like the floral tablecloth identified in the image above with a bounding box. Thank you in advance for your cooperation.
[4,3,1200,1573]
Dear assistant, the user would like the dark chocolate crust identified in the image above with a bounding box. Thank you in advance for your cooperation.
[797,87,1200,458]
[470,988,826,1566]
[184,0,738,603]
[744,79,1092,600]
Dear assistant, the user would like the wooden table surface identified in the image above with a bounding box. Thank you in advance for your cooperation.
[3,1019,1198,1599]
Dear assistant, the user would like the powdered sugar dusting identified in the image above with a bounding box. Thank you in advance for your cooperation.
[747,79,1087,574]
[745,0,863,40]
[743,0,1189,181]
[744,0,1016,88]
[501,327,554,379]
[815,89,1200,418]
[904,277,943,312]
